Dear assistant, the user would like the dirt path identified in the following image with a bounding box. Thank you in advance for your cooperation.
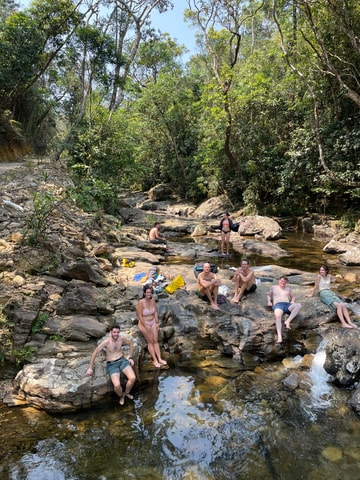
[0,162,24,172]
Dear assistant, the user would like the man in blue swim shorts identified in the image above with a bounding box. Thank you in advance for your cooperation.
[266,276,302,344]
[86,324,136,406]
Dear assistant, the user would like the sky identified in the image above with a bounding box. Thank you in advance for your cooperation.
[151,2,197,58]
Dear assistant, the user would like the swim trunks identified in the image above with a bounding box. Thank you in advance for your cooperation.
[244,284,257,295]
[150,238,167,245]
[106,357,130,376]
[272,302,291,314]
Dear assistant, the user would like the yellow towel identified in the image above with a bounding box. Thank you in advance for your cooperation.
[165,275,185,294]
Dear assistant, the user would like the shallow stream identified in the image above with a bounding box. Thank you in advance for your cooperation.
[1,232,360,480]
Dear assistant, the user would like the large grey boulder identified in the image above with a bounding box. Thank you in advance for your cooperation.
[323,328,360,386]
[148,183,173,201]
[339,248,360,266]
[11,357,111,412]
[323,233,360,265]
[56,260,109,286]
[236,215,282,240]
[232,238,289,258]
[348,384,360,416]
[191,195,231,219]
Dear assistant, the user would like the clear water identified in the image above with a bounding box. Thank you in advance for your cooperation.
[169,231,355,276]
[2,361,359,480]
[1,232,360,480]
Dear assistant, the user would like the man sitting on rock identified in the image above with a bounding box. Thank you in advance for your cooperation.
[266,276,302,344]
[149,222,167,245]
[231,258,257,303]
[86,324,136,406]
[197,262,221,310]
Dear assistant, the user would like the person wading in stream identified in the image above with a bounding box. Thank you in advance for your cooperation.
[86,324,136,406]
[266,276,302,344]
[219,212,233,256]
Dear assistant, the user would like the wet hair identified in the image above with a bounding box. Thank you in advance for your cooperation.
[154,222,160,227]
[110,324,120,331]
[143,285,154,296]
[320,264,329,274]
[279,275,288,282]
[241,258,249,265]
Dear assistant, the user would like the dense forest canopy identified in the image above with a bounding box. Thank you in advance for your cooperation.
[1,0,360,219]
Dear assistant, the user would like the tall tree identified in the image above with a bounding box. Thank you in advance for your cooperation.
[185,0,264,170]
[0,0,19,23]
[272,0,360,188]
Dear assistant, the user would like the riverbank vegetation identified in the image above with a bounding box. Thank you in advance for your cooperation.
[1,0,360,219]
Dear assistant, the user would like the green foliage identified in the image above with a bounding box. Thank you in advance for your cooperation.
[0,11,44,108]
[144,213,156,227]
[12,346,37,366]
[0,307,13,364]
[1,0,360,217]
[23,191,59,245]
[68,176,117,213]
[32,312,49,333]
[0,308,34,366]
[132,70,204,201]
[339,209,358,231]
[49,334,66,342]
[66,103,145,210]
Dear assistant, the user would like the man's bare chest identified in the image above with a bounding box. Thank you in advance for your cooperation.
[201,273,214,282]
[106,339,123,354]
[274,287,290,298]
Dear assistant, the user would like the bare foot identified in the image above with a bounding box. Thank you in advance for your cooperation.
[125,393,134,400]
[158,359,167,365]
[231,297,239,304]
[284,322,291,330]
[119,394,125,406]
[342,324,354,329]
[153,362,161,368]
[211,303,220,310]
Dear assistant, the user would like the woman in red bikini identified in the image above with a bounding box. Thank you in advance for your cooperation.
[136,286,167,368]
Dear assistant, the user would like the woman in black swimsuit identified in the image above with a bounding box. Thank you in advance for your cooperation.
[219,212,234,256]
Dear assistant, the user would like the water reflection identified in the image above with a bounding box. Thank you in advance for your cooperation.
[9,439,76,480]
[171,231,360,278]
[2,360,360,480]
[2,231,360,479]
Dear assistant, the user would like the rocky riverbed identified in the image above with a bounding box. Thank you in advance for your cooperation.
[0,159,360,416]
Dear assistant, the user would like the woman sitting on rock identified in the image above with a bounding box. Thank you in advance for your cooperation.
[136,285,168,368]
[306,265,357,329]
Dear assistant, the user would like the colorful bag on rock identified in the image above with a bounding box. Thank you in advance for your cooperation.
[165,275,185,294]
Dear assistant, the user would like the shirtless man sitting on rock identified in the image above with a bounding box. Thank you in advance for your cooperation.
[231,259,257,303]
[86,324,136,406]
[149,222,167,245]
[197,262,221,310]
[266,276,301,344]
